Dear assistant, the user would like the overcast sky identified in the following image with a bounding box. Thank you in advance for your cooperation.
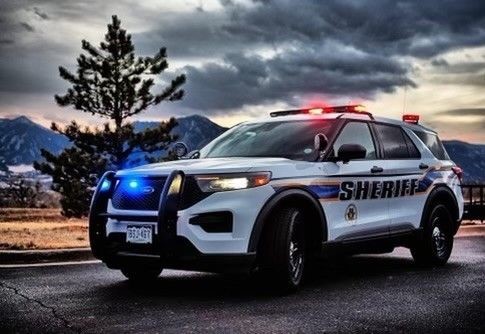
[0,0,484,143]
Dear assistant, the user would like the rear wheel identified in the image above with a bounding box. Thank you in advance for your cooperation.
[120,265,162,283]
[259,207,306,292]
[411,204,454,266]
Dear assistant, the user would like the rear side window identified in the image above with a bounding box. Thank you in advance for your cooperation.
[374,124,420,159]
[413,131,449,160]
[403,131,420,158]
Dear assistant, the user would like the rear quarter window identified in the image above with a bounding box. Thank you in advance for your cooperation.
[413,131,449,160]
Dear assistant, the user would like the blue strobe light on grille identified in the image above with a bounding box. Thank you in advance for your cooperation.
[123,179,149,194]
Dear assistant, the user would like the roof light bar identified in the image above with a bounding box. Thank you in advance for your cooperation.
[270,104,373,119]
[308,108,324,115]
[402,114,420,124]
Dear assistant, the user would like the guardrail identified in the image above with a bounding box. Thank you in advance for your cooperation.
[461,184,484,222]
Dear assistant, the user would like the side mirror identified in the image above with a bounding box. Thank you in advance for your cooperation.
[314,133,328,152]
[173,142,189,159]
[187,150,200,159]
[337,144,366,163]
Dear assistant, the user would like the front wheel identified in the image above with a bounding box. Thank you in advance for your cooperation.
[259,207,306,292]
[411,204,454,266]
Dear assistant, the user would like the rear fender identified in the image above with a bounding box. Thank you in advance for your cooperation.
[421,185,460,234]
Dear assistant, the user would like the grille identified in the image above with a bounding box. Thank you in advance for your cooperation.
[111,177,167,211]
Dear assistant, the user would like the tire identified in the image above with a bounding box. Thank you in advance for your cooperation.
[259,207,306,292]
[120,265,162,283]
[411,204,454,266]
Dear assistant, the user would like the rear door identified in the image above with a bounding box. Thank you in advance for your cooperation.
[322,120,390,241]
[371,123,424,233]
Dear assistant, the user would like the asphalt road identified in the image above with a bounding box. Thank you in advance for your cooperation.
[1,236,484,334]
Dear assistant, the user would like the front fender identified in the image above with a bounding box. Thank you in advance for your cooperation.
[247,187,327,253]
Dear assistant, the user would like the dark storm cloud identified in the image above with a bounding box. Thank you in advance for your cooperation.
[1,0,485,116]
[221,0,485,58]
[434,61,485,74]
[431,58,449,67]
[20,22,35,32]
[133,11,241,59]
[0,14,69,93]
[182,46,415,111]
[429,61,485,87]
[0,0,129,95]
[438,108,485,117]
[33,7,49,20]
[176,0,485,112]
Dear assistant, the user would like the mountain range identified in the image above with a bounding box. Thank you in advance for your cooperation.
[0,115,227,167]
[0,116,69,165]
[0,116,483,183]
[442,141,485,184]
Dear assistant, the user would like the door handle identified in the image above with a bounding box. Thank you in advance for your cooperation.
[419,163,429,170]
[371,166,384,173]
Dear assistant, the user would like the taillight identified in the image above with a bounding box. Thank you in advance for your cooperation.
[452,166,463,183]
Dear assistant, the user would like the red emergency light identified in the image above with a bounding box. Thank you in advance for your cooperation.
[402,114,420,124]
[308,105,367,114]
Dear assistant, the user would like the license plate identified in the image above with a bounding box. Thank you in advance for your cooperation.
[126,225,153,244]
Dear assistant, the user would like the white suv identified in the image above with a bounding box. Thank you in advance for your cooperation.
[89,105,464,290]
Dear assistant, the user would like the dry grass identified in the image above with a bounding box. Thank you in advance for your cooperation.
[0,208,479,250]
[0,208,88,250]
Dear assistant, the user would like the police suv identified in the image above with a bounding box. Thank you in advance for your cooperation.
[89,105,464,290]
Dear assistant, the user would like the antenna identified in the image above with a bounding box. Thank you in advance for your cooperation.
[402,84,408,115]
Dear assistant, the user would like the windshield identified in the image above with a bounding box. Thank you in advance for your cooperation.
[199,120,337,161]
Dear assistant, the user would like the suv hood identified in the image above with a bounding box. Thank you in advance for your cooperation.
[116,157,297,176]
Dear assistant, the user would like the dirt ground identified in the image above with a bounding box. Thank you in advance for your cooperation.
[0,208,88,250]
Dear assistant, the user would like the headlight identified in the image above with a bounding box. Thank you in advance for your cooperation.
[194,172,271,192]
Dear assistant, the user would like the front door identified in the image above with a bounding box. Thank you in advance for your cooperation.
[321,121,390,241]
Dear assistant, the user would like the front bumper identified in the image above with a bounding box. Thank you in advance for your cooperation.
[89,170,273,272]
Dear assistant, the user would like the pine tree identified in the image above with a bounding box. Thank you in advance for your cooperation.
[5,176,41,208]
[35,15,186,217]
[0,149,8,173]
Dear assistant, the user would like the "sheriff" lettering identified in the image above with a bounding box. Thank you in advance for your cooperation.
[338,179,420,201]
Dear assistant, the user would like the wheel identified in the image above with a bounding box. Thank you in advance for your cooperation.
[120,265,162,283]
[411,204,454,266]
[259,207,306,292]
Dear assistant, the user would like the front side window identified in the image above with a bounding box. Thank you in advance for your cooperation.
[199,120,337,161]
[331,121,376,159]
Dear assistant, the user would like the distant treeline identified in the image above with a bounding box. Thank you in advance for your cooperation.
[0,176,60,208]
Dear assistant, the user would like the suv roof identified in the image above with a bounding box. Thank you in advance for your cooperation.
[250,111,436,134]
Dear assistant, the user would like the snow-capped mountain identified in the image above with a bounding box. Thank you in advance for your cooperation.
[0,115,483,183]
[0,116,69,165]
